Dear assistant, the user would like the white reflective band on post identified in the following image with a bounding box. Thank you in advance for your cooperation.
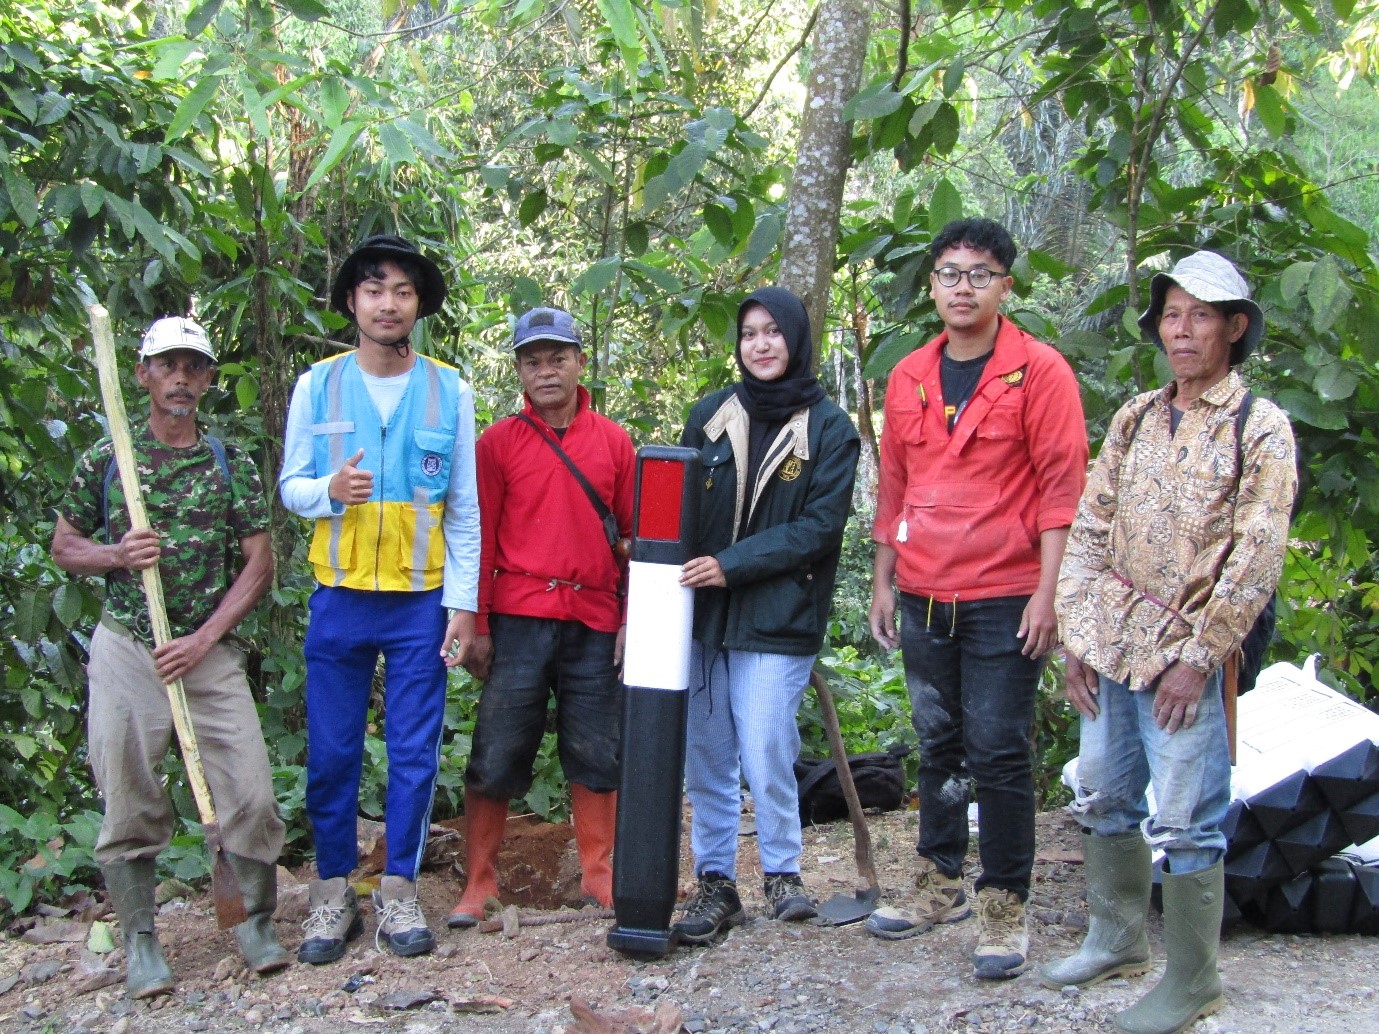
[622,561,693,691]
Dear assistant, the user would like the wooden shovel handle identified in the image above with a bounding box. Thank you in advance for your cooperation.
[811,669,879,891]
[87,305,217,829]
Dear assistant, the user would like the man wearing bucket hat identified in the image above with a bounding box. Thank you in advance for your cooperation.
[52,316,289,996]
[1046,251,1297,1033]
[445,306,634,929]
[279,235,480,962]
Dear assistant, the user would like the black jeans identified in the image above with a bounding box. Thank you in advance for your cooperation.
[899,592,1042,899]
[465,614,622,801]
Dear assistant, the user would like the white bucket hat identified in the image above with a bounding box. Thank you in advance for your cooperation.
[138,316,217,362]
[1138,251,1265,365]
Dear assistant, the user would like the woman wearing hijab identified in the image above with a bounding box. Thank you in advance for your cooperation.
[673,286,860,944]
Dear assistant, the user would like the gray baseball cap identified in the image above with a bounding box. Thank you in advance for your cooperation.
[138,317,217,362]
[1138,251,1265,365]
[513,307,582,351]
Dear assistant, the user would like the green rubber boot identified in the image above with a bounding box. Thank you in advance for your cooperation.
[1114,862,1225,1034]
[1039,832,1152,988]
[102,859,174,999]
[226,854,291,974]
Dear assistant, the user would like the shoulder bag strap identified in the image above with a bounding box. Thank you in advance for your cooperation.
[517,413,619,549]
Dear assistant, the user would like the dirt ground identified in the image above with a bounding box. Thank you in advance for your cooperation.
[3,806,1378,1034]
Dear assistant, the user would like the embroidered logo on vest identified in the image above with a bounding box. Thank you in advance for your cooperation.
[421,453,442,477]
[779,456,803,481]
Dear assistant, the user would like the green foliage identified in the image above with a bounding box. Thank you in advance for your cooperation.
[5,0,1379,920]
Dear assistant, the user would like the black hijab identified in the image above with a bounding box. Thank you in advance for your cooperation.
[733,286,826,423]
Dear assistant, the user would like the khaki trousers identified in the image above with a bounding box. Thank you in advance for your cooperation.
[87,620,285,866]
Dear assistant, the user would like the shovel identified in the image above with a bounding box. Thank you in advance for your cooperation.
[87,304,248,930]
[809,668,881,925]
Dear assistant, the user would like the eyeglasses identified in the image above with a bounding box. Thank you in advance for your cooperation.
[934,266,1004,289]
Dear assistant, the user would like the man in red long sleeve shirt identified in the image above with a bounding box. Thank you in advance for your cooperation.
[866,219,1088,979]
[446,306,635,928]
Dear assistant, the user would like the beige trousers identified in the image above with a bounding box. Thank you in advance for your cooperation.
[87,620,285,866]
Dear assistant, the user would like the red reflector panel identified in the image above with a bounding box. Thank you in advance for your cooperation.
[637,459,685,542]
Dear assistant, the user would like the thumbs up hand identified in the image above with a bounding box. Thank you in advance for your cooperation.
[329,449,374,505]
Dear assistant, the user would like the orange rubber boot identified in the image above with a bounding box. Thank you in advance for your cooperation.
[571,784,618,908]
[446,793,508,928]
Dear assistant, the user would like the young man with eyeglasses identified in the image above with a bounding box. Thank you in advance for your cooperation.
[867,218,1088,979]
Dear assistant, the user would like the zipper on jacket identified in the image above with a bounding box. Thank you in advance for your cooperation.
[374,424,386,590]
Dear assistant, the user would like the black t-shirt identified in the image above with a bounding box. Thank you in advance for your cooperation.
[940,348,992,431]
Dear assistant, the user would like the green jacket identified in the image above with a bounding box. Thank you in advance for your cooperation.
[680,386,860,656]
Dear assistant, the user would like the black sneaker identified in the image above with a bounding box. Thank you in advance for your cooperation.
[764,872,817,921]
[672,872,747,945]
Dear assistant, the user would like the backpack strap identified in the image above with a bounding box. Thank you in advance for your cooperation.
[1233,391,1254,486]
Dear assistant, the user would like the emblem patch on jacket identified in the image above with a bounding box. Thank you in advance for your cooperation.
[1001,368,1026,386]
[421,453,443,477]
[778,456,803,481]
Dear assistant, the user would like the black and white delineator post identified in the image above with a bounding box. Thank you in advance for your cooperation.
[607,445,701,958]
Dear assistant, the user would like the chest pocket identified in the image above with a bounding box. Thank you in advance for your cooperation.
[975,395,1025,441]
[889,399,927,445]
[701,437,734,492]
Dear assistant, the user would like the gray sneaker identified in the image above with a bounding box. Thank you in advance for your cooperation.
[372,875,436,957]
[298,877,363,965]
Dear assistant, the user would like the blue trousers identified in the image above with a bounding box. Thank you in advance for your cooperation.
[684,648,814,879]
[899,592,1042,899]
[304,585,447,881]
[1071,670,1231,874]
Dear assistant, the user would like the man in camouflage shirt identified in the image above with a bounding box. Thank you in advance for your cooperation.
[52,317,288,998]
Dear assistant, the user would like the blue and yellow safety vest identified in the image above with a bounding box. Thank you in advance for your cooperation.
[307,352,459,592]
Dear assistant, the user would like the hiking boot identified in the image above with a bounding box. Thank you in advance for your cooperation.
[865,857,970,940]
[298,877,362,965]
[973,887,1030,980]
[764,872,817,921]
[373,875,436,958]
[671,872,747,945]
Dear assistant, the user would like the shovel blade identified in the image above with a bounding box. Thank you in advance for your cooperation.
[814,885,881,927]
[207,829,249,929]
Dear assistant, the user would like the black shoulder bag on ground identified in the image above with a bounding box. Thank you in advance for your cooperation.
[517,414,621,555]
[794,744,911,826]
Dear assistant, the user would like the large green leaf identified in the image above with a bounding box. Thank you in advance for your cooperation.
[185,0,225,37]
[304,119,366,190]
[2,166,38,227]
[165,76,220,143]
[927,178,962,235]
[1275,388,1348,430]
[845,83,903,121]
[573,256,622,296]
[1308,256,1353,335]
[596,0,645,71]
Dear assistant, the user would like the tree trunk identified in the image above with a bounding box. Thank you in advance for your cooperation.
[777,0,872,359]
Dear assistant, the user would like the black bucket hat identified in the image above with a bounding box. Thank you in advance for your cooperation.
[330,234,447,319]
